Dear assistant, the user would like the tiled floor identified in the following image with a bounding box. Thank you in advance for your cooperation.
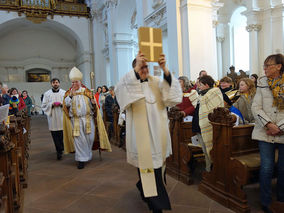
[24,116,263,213]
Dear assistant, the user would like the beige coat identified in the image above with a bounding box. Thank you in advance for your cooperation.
[233,94,255,124]
[251,76,284,144]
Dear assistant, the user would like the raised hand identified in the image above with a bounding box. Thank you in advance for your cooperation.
[135,51,148,71]
[158,54,169,76]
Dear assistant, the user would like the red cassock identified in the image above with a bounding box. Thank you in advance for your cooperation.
[176,88,195,116]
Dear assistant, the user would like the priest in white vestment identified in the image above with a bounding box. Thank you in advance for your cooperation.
[41,78,66,160]
[63,67,111,169]
[115,52,182,213]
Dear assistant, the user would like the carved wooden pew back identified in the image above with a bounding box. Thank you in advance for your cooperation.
[0,124,15,213]
[199,107,260,213]
[167,108,204,185]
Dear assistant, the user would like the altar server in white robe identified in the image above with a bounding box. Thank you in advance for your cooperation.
[63,67,97,169]
[115,52,182,213]
[42,78,66,160]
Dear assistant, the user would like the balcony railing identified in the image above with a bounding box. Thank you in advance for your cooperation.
[0,0,89,23]
[21,0,50,8]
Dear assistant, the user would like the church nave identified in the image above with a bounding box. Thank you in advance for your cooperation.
[24,116,239,213]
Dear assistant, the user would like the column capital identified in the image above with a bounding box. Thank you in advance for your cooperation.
[152,0,165,9]
[216,36,225,43]
[90,1,104,21]
[185,0,223,9]
[105,0,118,9]
[246,24,262,32]
[212,20,218,28]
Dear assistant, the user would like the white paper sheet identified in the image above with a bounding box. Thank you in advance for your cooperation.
[0,104,9,123]
[183,115,193,122]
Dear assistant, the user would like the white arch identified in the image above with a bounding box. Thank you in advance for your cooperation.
[229,6,250,72]
[0,14,85,55]
[0,12,92,86]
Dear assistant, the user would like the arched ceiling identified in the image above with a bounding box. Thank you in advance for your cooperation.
[218,0,247,23]
[0,18,80,63]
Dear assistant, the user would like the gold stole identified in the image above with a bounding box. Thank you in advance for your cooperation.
[132,76,168,197]
[71,93,91,137]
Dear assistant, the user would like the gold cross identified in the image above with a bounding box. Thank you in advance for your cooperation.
[140,168,154,174]
[140,28,162,61]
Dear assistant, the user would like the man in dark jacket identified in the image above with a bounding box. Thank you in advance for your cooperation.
[105,86,117,138]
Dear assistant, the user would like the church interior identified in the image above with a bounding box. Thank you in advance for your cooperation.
[0,0,283,212]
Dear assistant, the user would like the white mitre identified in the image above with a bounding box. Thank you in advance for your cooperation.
[69,67,83,81]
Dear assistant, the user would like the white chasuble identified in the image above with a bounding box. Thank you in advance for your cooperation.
[64,87,95,162]
[115,70,182,197]
[42,89,66,131]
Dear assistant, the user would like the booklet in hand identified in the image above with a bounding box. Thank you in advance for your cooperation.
[138,27,163,62]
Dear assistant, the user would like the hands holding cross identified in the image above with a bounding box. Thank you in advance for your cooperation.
[134,51,170,80]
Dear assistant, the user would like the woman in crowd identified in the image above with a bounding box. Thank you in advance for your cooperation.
[9,88,26,115]
[250,74,258,88]
[192,75,224,171]
[1,84,10,105]
[22,90,33,116]
[251,54,284,213]
[176,76,197,117]
[233,78,256,124]
[99,85,109,117]
[94,86,102,109]
[219,76,234,106]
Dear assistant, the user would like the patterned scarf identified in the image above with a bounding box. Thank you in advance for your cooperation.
[267,74,284,110]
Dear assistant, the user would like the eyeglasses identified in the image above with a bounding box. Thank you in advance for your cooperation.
[263,64,277,69]
[141,65,148,69]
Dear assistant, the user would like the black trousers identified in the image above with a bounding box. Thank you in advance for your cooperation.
[136,168,171,211]
[50,131,64,154]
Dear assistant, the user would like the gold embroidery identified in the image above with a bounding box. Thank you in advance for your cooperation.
[140,168,154,174]
[83,96,91,134]
[72,98,80,137]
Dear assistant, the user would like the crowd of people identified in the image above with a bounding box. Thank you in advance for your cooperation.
[1,53,283,213]
[0,84,33,116]
[174,53,284,213]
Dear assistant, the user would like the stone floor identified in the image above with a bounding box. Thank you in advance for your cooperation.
[24,116,264,213]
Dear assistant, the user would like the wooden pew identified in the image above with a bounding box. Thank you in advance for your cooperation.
[15,113,28,188]
[21,110,31,162]
[0,124,15,213]
[0,172,8,213]
[167,108,204,185]
[8,116,22,210]
[199,107,260,213]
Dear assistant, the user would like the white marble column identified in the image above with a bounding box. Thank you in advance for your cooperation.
[76,51,92,86]
[166,0,183,78]
[180,0,223,81]
[246,24,261,75]
[270,4,284,54]
[106,0,118,85]
[245,1,284,76]
[90,1,108,87]
[216,36,225,79]
[113,33,136,81]
[135,0,145,27]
